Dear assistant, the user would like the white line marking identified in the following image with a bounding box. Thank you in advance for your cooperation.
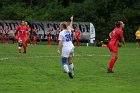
[0,54,136,61]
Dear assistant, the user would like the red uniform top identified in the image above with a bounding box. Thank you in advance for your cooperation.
[75,29,81,39]
[16,25,28,35]
[109,27,124,47]
[15,25,29,41]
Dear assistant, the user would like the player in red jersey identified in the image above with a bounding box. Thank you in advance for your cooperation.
[107,21,126,73]
[14,27,19,43]
[55,28,60,45]
[0,27,4,43]
[75,28,81,46]
[47,28,52,46]
[4,26,10,44]
[15,21,29,53]
[32,28,38,45]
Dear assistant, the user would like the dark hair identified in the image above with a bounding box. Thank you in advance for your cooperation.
[115,21,121,27]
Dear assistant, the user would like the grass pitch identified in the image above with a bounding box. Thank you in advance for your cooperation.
[0,43,140,93]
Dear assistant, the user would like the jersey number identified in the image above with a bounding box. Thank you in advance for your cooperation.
[65,34,72,42]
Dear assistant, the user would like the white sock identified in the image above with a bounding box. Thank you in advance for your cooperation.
[69,63,74,76]
[69,63,74,70]
[63,64,69,73]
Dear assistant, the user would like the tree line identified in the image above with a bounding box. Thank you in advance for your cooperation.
[0,0,140,41]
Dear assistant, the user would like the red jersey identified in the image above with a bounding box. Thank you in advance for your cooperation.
[109,27,124,46]
[15,25,29,42]
[16,25,28,35]
[76,30,81,39]
[76,30,80,36]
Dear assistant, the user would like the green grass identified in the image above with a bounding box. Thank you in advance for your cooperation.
[0,43,140,93]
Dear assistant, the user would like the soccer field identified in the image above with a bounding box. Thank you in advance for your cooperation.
[0,43,140,93]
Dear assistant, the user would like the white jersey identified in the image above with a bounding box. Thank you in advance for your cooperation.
[58,29,74,50]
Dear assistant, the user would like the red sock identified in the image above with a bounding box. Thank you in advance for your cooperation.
[48,40,51,45]
[26,41,27,46]
[23,45,26,52]
[109,58,116,71]
[78,41,80,46]
[76,41,78,46]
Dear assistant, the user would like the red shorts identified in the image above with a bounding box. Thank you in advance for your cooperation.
[18,34,26,42]
[108,42,118,53]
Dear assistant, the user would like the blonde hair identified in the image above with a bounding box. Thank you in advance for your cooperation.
[60,22,68,30]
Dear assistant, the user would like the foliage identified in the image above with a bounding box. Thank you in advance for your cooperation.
[0,0,140,41]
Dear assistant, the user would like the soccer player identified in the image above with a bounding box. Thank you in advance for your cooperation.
[0,27,4,43]
[55,28,60,45]
[107,21,126,73]
[135,28,140,49]
[4,26,10,44]
[75,28,81,46]
[15,21,29,53]
[14,27,19,43]
[32,28,38,45]
[57,16,74,78]
[47,28,52,46]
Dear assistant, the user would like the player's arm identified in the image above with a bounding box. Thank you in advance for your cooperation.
[57,33,63,54]
[57,40,62,54]
[120,31,126,47]
[15,26,18,32]
[69,16,74,30]
[109,32,112,38]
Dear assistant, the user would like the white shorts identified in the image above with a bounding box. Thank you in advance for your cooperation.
[62,48,74,58]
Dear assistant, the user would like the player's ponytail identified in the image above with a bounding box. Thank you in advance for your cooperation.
[115,21,121,28]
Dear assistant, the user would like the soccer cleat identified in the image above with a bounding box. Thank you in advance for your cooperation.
[107,68,114,73]
[68,72,73,79]
[23,52,26,53]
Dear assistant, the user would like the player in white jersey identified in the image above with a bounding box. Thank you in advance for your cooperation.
[57,16,74,79]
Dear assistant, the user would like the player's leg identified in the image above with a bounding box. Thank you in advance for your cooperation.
[78,38,80,46]
[22,37,27,53]
[136,39,138,48]
[7,35,10,43]
[68,57,74,76]
[23,42,27,53]
[34,36,37,45]
[18,40,23,53]
[0,34,2,43]
[68,49,74,76]
[62,49,73,78]
[5,35,8,43]
[61,50,69,73]
[76,38,78,46]
[4,35,6,43]
[108,52,118,73]
[62,57,69,73]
